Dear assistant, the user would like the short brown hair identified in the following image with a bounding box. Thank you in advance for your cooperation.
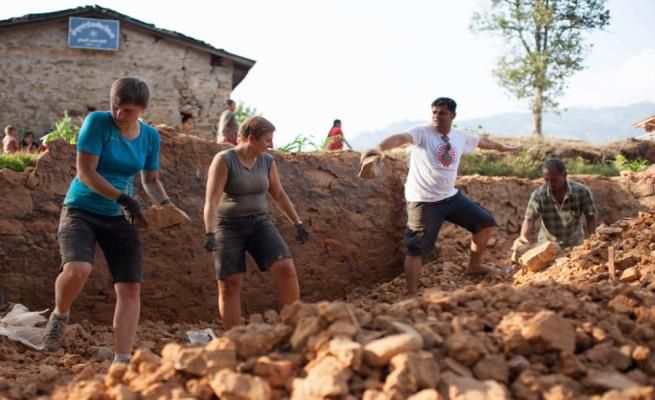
[4,125,16,134]
[239,116,275,141]
[110,77,149,108]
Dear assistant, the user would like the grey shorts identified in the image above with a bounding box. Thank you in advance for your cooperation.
[214,213,292,279]
[58,207,143,283]
[405,191,497,258]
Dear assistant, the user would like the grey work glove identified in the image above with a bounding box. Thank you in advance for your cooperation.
[203,233,217,252]
[295,222,309,244]
[116,193,147,227]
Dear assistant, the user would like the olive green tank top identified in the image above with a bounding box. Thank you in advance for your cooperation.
[217,149,274,217]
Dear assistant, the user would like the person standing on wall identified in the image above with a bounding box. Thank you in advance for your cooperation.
[361,97,516,296]
[324,119,352,151]
[216,99,239,145]
[42,77,180,364]
[203,116,309,330]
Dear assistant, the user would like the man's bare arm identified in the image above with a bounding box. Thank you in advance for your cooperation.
[478,136,516,152]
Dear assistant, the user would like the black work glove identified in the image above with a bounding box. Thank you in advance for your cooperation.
[295,222,309,244]
[116,193,147,227]
[203,233,217,252]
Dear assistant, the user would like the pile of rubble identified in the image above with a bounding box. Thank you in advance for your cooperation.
[512,211,655,290]
[48,275,654,399]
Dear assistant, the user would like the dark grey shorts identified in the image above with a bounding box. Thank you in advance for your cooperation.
[214,213,292,279]
[58,207,143,283]
[405,191,497,258]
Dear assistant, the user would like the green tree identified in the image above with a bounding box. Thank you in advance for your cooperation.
[471,0,610,136]
[234,101,260,126]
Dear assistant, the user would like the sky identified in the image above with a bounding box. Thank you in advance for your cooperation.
[2,0,654,145]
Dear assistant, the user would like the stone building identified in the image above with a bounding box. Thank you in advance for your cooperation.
[0,5,255,139]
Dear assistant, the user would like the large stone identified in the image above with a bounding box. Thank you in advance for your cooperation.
[291,355,352,399]
[521,311,575,353]
[473,355,509,383]
[253,356,294,388]
[586,369,640,391]
[142,204,191,230]
[210,369,272,400]
[620,267,640,283]
[363,333,423,367]
[383,351,439,398]
[329,336,363,369]
[519,241,559,272]
[445,334,485,366]
[290,316,323,352]
[442,371,511,400]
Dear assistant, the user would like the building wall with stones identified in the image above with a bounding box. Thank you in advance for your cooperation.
[0,19,234,139]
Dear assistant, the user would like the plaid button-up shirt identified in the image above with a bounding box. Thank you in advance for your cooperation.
[526,180,597,248]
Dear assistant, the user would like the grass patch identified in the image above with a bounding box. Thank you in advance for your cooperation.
[0,153,38,172]
[459,151,619,179]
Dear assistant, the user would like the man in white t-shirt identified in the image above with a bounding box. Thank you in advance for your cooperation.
[362,97,515,296]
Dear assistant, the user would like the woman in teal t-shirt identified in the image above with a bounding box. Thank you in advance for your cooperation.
[42,77,177,364]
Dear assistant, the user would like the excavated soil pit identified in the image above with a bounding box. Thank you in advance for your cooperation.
[1,129,655,398]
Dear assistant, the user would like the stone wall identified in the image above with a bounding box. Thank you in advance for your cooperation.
[0,20,233,139]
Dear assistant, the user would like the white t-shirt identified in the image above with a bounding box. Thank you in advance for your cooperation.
[404,125,480,202]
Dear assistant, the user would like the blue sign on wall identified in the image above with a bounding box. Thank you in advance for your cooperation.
[68,17,120,51]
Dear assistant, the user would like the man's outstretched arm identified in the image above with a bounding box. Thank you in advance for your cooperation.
[478,136,516,152]
[362,133,413,158]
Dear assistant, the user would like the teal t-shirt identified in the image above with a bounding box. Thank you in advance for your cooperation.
[63,111,161,216]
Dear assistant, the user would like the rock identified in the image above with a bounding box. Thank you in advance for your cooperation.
[610,346,634,371]
[473,355,509,383]
[142,204,191,230]
[443,357,474,378]
[227,323,292,358]
[414,323,444,348]
[210,369,272,400]
[383,351,439,397]
[407,389,442,400]
[597,227,623,235]
[290,316,323,352]
[205,337,238,373]
[263,309,280,324]
[507,355,530,375]
[328,320,359,337]
[519,241,559,272]
[329,336,363,369]
[620,267,640,283]
[445,334,484,366]
[253,356,294,388]
[363,333,423,367]
[521,311,575,353]
[609,295,639,314]
[107,384,137,400]
[600,386,655,400]
[291,355,352,399]
[586,369,640,390]
[442,371,511,400]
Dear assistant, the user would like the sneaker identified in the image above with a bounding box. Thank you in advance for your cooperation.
[42,312,69,352]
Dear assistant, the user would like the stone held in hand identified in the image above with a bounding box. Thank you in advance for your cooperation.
[358,154,383,180]
[142,204,191,230]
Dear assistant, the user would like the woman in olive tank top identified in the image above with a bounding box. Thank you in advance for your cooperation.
[202,116,309,329]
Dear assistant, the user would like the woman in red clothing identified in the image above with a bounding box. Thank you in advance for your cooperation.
[324,119,352,151]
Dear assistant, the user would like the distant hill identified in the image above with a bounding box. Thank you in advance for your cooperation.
[350,102,654,150]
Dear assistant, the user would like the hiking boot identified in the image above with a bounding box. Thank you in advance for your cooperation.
[42,312,69,352]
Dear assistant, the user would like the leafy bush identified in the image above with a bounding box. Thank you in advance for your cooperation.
[42,111,80,145]
[459,152,619,178]
[234,102,260,126]
[277,135,323,153]
[0,153,38,172]
[613,154,649,172]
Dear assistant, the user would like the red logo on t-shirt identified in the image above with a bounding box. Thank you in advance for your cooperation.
[436,143,456,167]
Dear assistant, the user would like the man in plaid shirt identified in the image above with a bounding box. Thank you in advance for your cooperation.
[515,158,597,249]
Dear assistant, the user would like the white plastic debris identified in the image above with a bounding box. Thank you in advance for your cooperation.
[185,328,217,345]
[0,304,49,350]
